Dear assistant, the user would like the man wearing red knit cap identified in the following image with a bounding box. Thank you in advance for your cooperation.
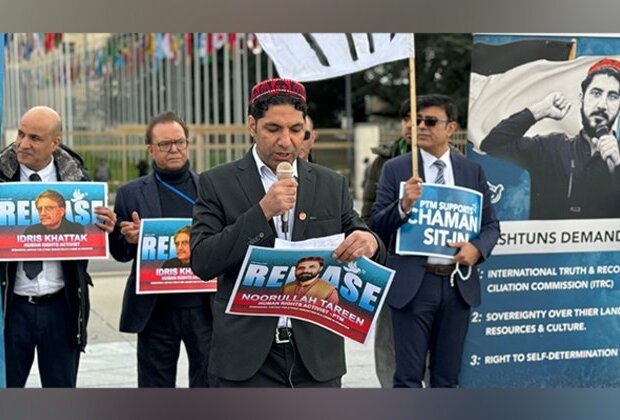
[190,78,386,387]
[480,57,620,219]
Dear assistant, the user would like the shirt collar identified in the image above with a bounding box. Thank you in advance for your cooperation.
[20,156,56,181]
[420,148,450,172]
[251,144,299,179]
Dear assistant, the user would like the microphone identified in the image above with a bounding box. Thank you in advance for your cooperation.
[595,124,616,173]
[276,161,294,234]
[595,124,609,138]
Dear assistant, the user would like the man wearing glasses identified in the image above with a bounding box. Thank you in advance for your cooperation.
[109,112,213,388]
[25,190,85,235]
[370,94,499,387]
[162,226,192,268]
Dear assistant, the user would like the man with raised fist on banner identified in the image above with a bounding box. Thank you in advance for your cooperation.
[191,78,386,388]
[480,58,620,220]
[370,94,500,388]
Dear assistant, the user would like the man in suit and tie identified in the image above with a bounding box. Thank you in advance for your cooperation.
[190,78,386,388]
[25,189,85,235]
[109,112,212,388]
[0,106,116,387]
[162,226,191,268]
[370,94,500,388]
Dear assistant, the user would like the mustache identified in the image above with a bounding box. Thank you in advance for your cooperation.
[590,110,610,122]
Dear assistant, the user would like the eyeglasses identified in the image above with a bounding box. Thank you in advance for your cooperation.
[416,116,450,127]
[37,205,60,212]
[153,139,188,152]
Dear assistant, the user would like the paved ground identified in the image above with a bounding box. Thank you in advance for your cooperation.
[25,258,382,388]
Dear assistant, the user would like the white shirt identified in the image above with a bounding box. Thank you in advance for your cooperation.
[399,148,455,266]
[251,145,298,240]
[421,149,455,265]
[14,158,65,297]
[420,148,454,188]
[251,145,297,328]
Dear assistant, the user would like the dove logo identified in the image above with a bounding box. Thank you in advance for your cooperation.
[71,188,88,202]
[344,261,362,275]
[488,181,504,204]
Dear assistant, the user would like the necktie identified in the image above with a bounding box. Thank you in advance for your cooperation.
[433,160,446,185]
[24,173,43,280]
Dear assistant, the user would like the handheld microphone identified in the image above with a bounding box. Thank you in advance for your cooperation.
[595,124,609,138]
[276,161,294,234]
[595,124,616,173]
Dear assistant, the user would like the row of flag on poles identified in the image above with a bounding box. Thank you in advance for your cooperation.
[4,33,64,60]
[5,33,265,87]
[7,33,262,63]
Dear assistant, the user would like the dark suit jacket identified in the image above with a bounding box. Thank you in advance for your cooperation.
[162,257,190,268]
[370,151,500,309]
[190,151,386,382]
[109,171,200,333]
[24,218,85,235]
[0,143,92,351]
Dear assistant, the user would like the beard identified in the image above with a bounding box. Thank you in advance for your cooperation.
[296,272,317,282]
[582,109,615,138]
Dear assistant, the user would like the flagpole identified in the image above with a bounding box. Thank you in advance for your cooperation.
[212,36,220,165]
[193,33,201,126]
[409,34,418,178]
[63,40,73,146]
[203,33,211,171]
[223,35,232,163]
[234,33,243,160]
[569,38,577,60]
[242,34,250,148]
[138,35,146,124]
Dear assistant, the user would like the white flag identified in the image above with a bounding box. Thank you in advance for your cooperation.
[256,33,414,82]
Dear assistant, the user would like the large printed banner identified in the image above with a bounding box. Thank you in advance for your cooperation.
[461,34,620,387]
[396,183,482,258]
[136,218,216,294]
[226,246,395,344]
[0,182,108,261]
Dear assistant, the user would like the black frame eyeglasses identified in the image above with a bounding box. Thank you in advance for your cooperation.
[154,139,189,152]
[416,116,450,127]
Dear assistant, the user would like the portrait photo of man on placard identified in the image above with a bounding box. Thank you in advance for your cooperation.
[280,256,339,305]
[162,226,191,268]
[24,189,84,235]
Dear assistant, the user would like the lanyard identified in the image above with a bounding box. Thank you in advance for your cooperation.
[154,173,197,205]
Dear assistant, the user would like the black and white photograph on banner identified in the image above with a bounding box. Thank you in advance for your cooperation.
[462,34,620,387]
